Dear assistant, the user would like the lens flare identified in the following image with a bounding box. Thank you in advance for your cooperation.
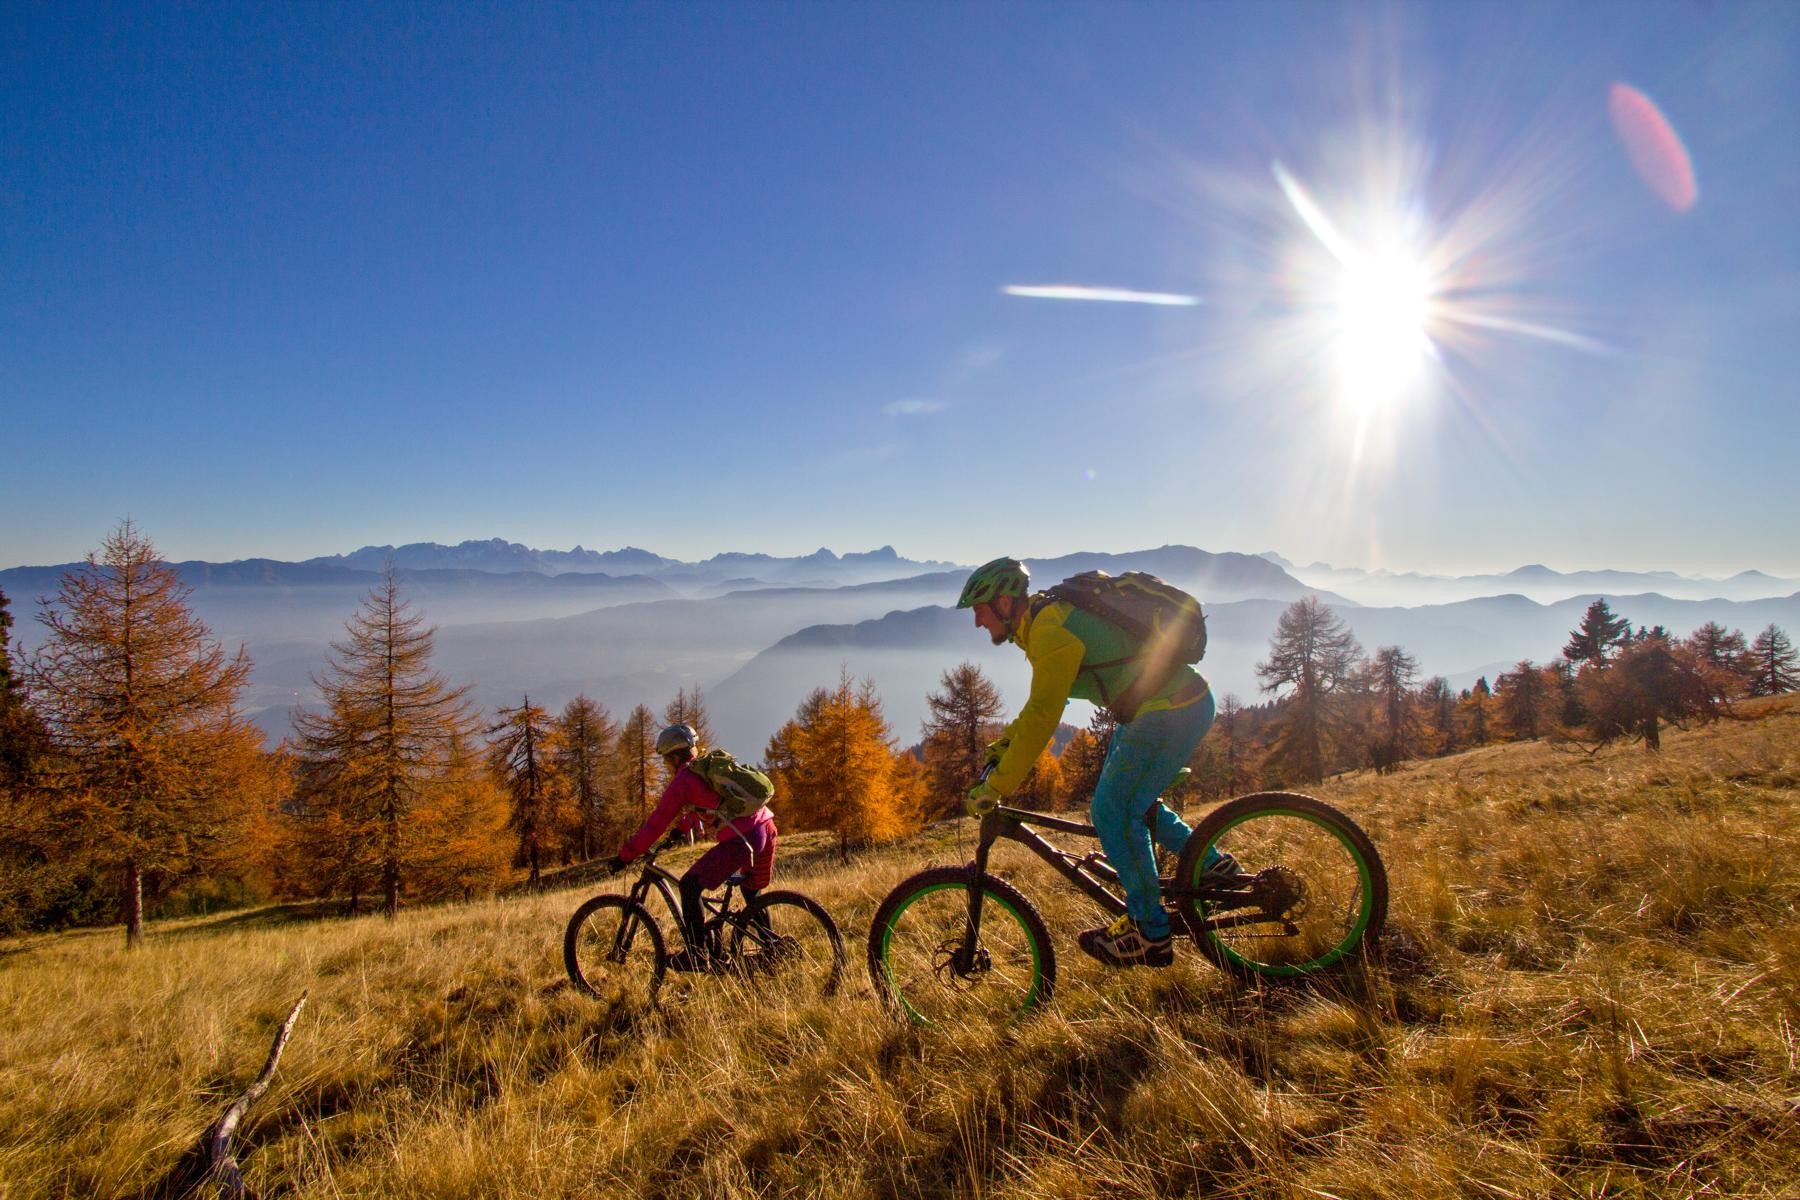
[1607,82,1697,213]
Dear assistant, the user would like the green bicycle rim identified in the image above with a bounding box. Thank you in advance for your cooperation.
[1197,806,1376,977]
[880,881,1044,1026]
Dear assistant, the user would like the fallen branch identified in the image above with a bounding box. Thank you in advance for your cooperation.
[204,990,308,1199]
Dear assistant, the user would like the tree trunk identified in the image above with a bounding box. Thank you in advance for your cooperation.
[124,858,144,948]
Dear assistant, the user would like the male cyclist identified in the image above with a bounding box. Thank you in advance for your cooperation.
[607,723,777,971]
[959,557,1221,968]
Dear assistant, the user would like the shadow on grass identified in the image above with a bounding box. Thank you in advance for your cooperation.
[163,900,346,939]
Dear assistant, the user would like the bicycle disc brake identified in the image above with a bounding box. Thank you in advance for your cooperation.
[1249,865,1307,923]
[931,939,991,990]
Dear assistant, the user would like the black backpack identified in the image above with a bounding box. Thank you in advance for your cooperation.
[1042,570,1207,720]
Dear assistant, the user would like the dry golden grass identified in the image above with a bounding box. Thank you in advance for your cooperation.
[3,697,1796,1199]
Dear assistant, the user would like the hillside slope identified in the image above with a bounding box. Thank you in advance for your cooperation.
[1,700,1795,1198]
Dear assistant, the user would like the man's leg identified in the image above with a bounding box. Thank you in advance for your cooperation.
[1088,692,1217,942]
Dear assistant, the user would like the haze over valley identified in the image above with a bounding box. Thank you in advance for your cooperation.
[5,538,1795,756]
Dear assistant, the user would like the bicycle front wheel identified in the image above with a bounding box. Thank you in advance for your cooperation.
[1174,792,1387,979]
[867,866,1054,1026]
[564,895,667,1003]
[729,891,846,1000]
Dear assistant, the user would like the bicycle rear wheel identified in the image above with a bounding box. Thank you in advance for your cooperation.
[564,895,667,1003]
[729,891,846,999]
[1174,792,1387,979]
[867,866,1054,1026]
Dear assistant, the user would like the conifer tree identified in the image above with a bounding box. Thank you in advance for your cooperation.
[767,673,919,857]
[1746,624,1798,696]
[1563,599,1630,669]
[1580,634,1717,751]
[408,730,509,901]
[616,704,664,820]
[1550,658,1585,728]
[553,695,618,860]
[26,522,259,946]
[1457,677,1494,746]
[1684,621,1753,701]
[293,569,478,916]
[0,586,48,786]
[489,695,557,885]
[662,685,714,748]
[1057,708,1115,808]
[1366,645,1420,771]
[1188,693,1244,798]
[1256,597,1362,783]
[1494,660,1550,740]
[1420,676,1457,754]
[2,586,61,934]
[918,661,1005,819]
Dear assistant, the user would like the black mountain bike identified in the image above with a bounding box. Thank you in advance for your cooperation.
[867,784,1387,1026]
[564,834,845,1004]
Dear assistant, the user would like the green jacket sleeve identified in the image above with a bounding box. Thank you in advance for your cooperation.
[989,606,1085,795]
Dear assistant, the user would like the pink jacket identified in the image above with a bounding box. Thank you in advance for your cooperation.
[618,764,777,862]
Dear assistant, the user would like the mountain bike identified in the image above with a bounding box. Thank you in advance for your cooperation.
[564,833,846,1004]
[866,782,1387,1025]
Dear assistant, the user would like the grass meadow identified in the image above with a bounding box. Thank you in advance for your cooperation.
[2,697,1796,1199]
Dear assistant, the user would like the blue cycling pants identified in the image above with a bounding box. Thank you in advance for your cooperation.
[1090,689,1216,939]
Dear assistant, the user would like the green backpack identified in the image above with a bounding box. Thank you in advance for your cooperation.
[1042,570,1208,721]
[688,749,775,821]
[1046,570,1208,664]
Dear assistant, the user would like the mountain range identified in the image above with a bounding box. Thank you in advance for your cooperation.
[4,540,1795,758]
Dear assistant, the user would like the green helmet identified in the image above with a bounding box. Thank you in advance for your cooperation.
[957,557,1030,608]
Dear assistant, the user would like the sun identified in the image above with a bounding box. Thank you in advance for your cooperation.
[1330,244,1435,414]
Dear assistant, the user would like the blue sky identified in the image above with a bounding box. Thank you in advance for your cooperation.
[4,2,1797,576]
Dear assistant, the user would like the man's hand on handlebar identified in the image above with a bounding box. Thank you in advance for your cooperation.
[965,777,1000,817]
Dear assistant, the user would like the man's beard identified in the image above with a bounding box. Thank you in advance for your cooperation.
[988,627,1008,646]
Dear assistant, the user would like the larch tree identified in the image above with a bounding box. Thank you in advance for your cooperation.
[2,585,59,934]
[767,673,919,858]
[25,522,259,947]
[408,729,509,901]
[488,695,558,886]
[918,661,1005,820]
[662,686,714,749]
[1551,658,1585,729]
[1058,708,1116,808]
[615,704,664,821]
[1191,692,1245,798]
[293,569,479,916]
[1746,624,1798,697]
[1494,660,1551,741]
[1255,597,1363,784]
[1366,645,1420,772]
[1580,634,1717,751]
[1563,599,1630,670]
[1684,621,1753,702]
[1,586,49,784]
[553,695,618,860]
[1420,676,1457,755]
[1457,678,1494,747]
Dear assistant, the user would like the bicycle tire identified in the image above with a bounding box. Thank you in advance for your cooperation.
[1174,791,1387,979]
[867,866,1055,1026]
[563,895,668,1002]
[729,890,846,999]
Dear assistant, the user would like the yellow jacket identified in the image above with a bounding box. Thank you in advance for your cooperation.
[987,597,1206,795]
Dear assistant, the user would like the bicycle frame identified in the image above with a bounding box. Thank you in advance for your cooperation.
[958,802,1258,967]
[616,842,747,953]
